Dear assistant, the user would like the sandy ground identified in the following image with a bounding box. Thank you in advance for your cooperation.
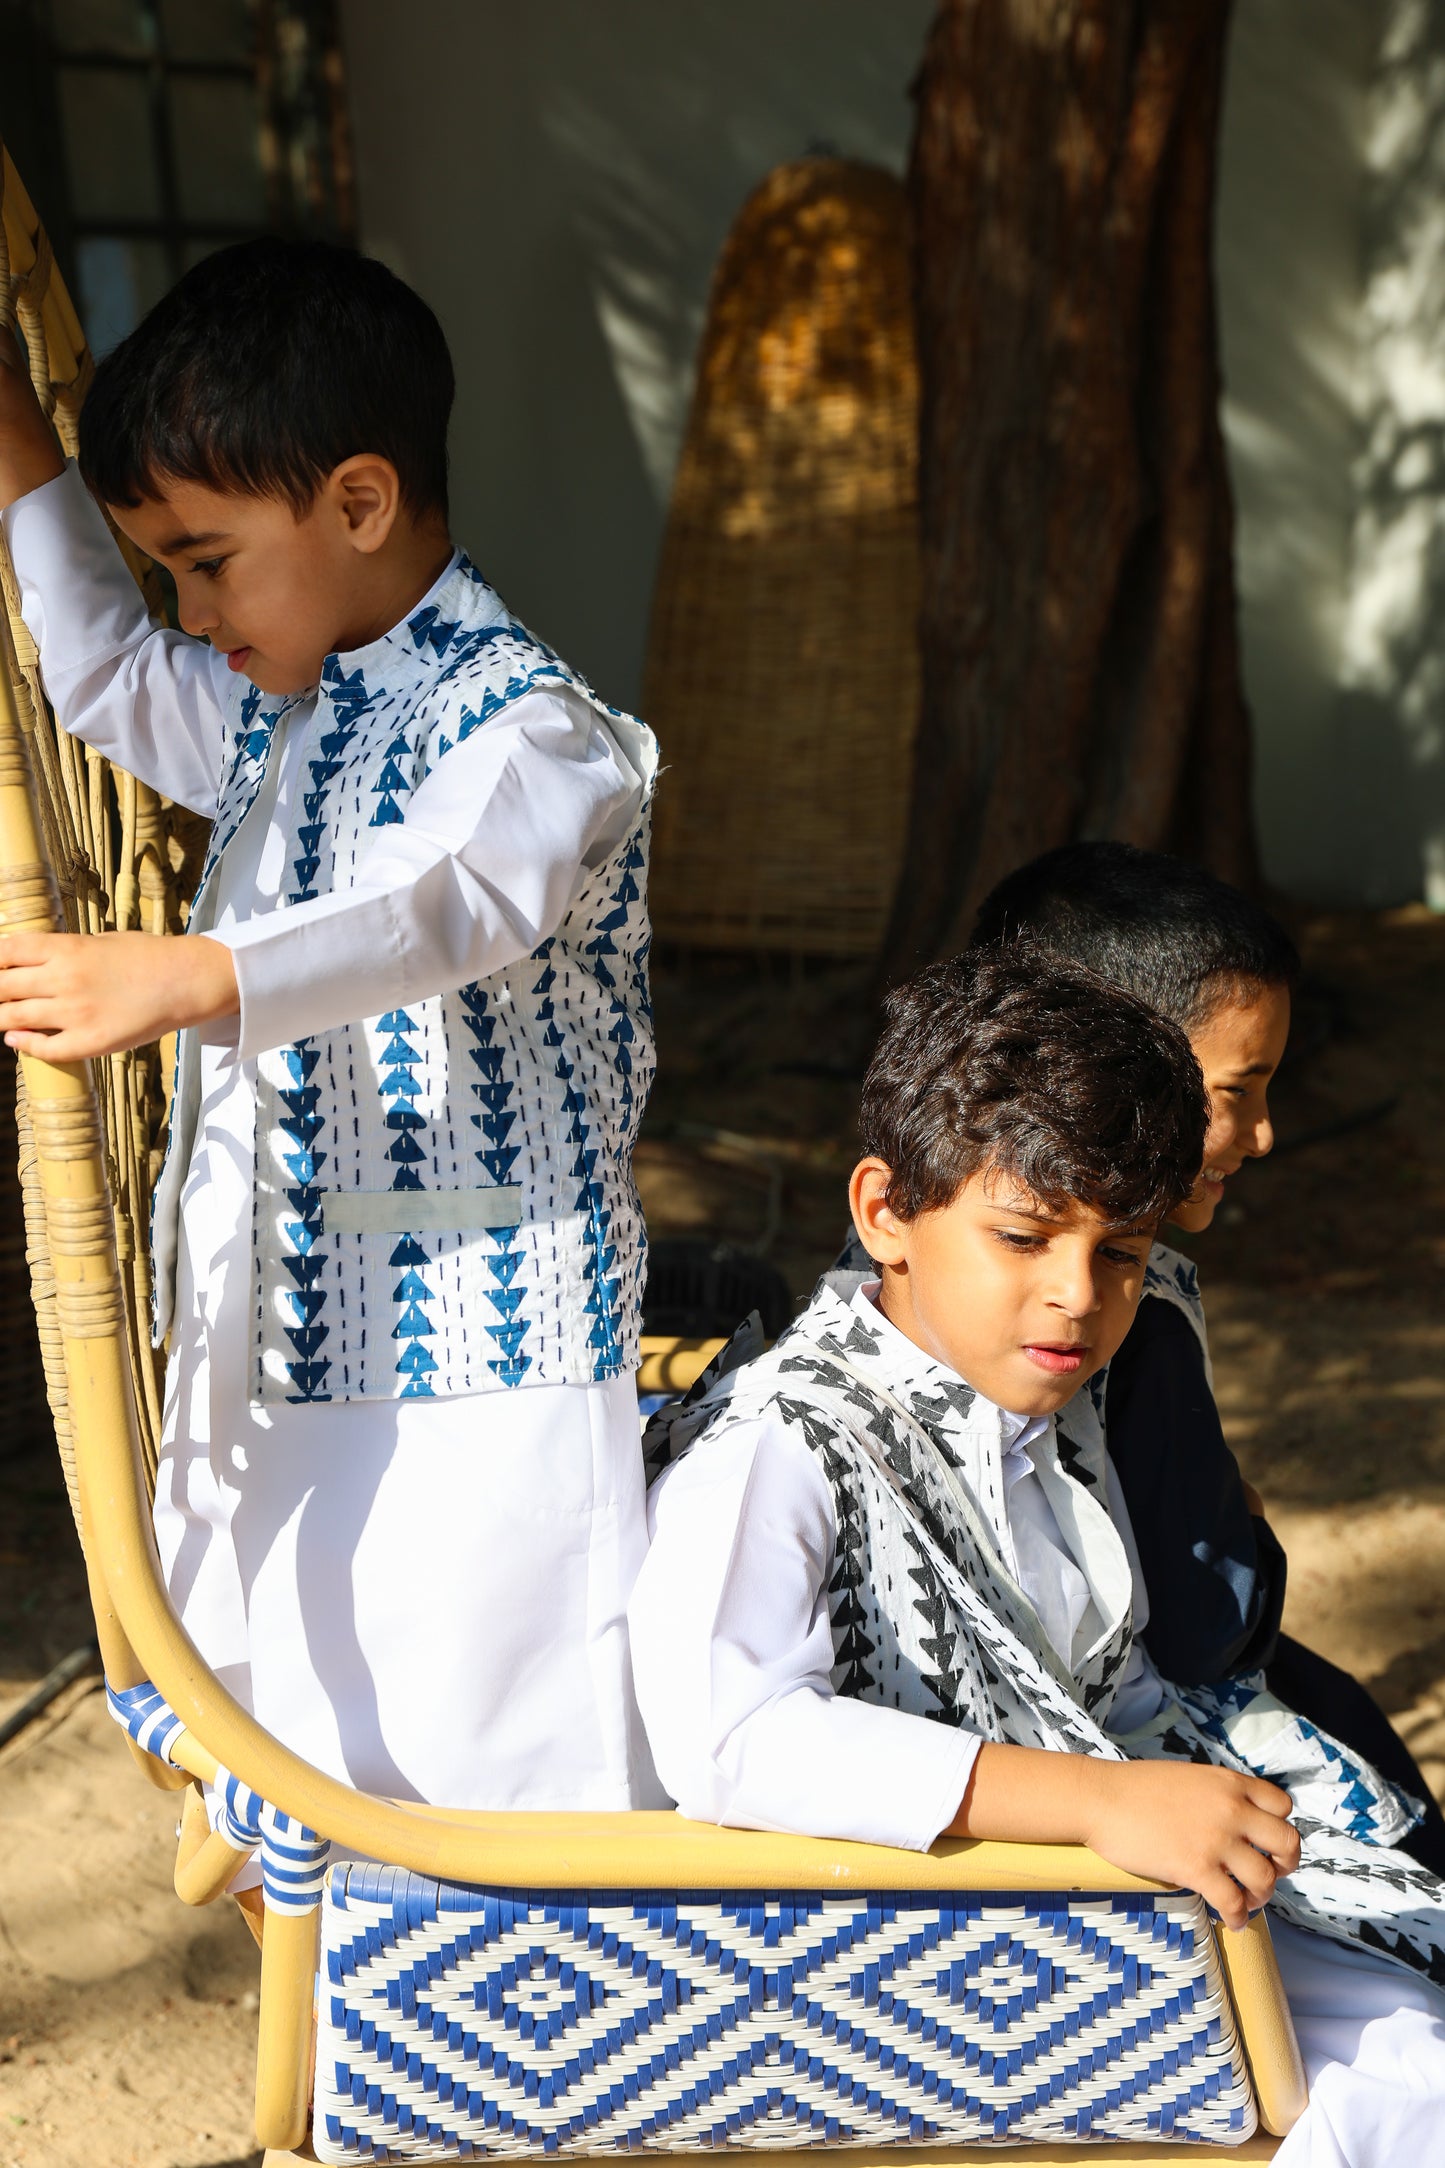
[2,906,1444,2163]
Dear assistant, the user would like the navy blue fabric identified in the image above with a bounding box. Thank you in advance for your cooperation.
[1108,1293,1445,1876]
[1104,1295,1285,1684]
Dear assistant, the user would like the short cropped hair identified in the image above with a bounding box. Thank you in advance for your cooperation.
[79,238,454,518]
[971,842,1298,1029]
[860,948,1207,1226]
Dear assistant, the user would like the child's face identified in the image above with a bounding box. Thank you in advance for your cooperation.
[850,1161,1155,1418]
[107,457,418,697]
[1168,982,1291,1234]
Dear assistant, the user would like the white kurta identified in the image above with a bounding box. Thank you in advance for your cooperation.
[628,1285,1445,2168]
[4,466,665,1821]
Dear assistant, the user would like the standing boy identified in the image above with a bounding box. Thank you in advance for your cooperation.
[0,240,662,1840]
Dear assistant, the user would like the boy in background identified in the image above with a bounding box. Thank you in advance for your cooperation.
[0,239,663,1882]
[973,841,1445,1873]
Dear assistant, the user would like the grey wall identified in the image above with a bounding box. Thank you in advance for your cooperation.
[1216,0,1377,899]
[1217,0,1445,904]
[1338,0,1445,905]
[340,0,934,716]
[343,0,1445,905]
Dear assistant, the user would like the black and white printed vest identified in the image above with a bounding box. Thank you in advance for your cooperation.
[647,1282,1445,1990]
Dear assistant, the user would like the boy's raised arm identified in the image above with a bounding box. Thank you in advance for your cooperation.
[0,328,230,817]
[0,324,64,502]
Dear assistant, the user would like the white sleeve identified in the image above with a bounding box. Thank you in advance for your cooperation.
[628,1414,981,1850]
[0,462,232,815]
[215,686,645,1060]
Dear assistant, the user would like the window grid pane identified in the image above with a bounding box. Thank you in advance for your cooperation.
[50,0,150,59]
[159,0,253,64]
[58,66,162,221]
[170,75,265,225]
[46,0,353,350]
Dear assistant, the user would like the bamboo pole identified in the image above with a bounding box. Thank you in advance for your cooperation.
[1216,1911,1310,2137]
[0,667,144,1713]
[255,1910,319,2152]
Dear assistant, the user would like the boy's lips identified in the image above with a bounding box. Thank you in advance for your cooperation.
[1022,1343,1088,1376]
[1199,1162,1240,1196]
[223,645,252,672]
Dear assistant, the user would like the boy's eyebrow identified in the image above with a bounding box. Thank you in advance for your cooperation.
[989,1202,1075,1229]
[155,527,232,554]
[991,1200,1153,1239]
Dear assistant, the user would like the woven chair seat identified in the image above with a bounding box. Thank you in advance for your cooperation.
[312,1868,1255,2161]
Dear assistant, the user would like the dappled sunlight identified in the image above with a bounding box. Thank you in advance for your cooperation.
[1334,0,1445,893]
[1214,0,1374,891]
[1215,0,1445,897]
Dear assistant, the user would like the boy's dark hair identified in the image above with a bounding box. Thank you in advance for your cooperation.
[78,238,453,519]
[861,948,1206,1225]
[970,842,1298,1028]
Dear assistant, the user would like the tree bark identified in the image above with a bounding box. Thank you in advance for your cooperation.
[881,0,1258,982]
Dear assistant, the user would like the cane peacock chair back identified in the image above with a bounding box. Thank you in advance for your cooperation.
[0,142,1304,2165]
[0,145,207,1514]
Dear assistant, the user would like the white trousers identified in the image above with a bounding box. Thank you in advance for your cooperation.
[154,1237,663,1873]
[1273,1919,1445,2165]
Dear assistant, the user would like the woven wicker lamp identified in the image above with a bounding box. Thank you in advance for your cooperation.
[644,157,920,959]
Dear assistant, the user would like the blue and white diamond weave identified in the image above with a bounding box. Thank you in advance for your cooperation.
[313,1869,1255,2160]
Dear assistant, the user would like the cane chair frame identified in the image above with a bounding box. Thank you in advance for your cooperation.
[0,141,1304,2164]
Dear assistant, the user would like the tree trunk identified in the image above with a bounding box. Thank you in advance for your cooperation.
[881,0,1258,982]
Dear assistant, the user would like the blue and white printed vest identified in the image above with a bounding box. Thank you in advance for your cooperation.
[152,556,657,1405]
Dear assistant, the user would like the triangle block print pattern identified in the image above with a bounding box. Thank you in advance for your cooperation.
[312,1868,1256,2160]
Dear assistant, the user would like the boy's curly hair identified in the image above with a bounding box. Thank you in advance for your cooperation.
[861,947,1207,1226]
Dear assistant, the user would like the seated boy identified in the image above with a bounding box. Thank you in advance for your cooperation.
[0,240,664,1865]
[630,951,1445,2164]
[972,840,1445,1874]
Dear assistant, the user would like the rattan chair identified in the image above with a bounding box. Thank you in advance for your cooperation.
[0,143,1304,2164]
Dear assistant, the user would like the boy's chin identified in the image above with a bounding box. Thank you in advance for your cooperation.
[245,655,320,697]
[1006,1354,1102,1417]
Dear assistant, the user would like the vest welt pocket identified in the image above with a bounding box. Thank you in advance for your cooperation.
[318,1187,524,1236]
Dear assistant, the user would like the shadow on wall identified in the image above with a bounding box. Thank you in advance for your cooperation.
[342,0,934,711]
[1338,0,1445,907]
[1216,0,1374,901]
[1220,0,1445,906]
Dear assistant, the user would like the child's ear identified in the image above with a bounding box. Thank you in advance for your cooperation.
[849,1158,909,1269]
[328,453,401,553]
